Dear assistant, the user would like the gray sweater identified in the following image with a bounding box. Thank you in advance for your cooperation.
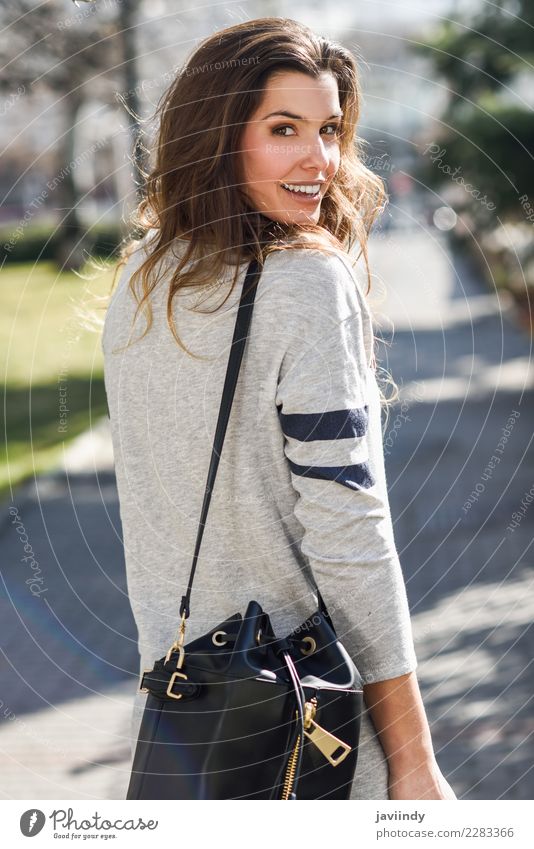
[102,234,418,799]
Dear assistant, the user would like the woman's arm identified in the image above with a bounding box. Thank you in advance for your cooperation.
[271,254,448,798]
[363,671,457,799]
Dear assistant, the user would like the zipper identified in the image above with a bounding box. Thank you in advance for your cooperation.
[281,716,301,800]
[280,698,316,800]
[280,692,354,798]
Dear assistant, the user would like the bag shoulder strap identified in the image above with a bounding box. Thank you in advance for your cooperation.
[179,257,329,622]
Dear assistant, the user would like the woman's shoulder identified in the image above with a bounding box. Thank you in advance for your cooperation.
[263,242,356,276]
[260,244,368,317]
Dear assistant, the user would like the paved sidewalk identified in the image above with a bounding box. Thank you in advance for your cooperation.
[1,227,533,799]
[1,418,135,799]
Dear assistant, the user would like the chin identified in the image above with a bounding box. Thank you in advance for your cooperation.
[268,209,321,225]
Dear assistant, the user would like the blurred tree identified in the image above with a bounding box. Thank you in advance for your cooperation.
[414,0,534,229]
[0,0,146,270]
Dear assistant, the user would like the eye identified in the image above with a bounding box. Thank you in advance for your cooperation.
[271,123,341,137]
[322,123,342,136]
[271,125,296,137]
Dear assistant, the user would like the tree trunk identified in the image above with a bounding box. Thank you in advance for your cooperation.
[119,0,147,203]
[53,89,87,271]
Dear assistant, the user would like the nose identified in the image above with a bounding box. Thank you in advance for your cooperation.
[300,133,330,174]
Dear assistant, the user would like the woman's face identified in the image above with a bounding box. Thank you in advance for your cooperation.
[237,70,342,225]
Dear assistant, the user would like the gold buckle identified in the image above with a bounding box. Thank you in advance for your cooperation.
[166,643,186,667]
[164,611,188,699]
[166,670,188,700]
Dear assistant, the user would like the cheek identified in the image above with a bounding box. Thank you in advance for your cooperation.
[260,147,288,181]
[242,134,296,185]
[329,146,341,172]
[253,143,289,184]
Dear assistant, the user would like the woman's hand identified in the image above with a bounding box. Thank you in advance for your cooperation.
[388,761,457,800]
[363,672,457,800]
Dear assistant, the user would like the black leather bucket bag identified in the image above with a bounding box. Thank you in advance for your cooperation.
[126,258,364,800]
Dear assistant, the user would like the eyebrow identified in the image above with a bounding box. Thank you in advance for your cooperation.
[261,110,343,121]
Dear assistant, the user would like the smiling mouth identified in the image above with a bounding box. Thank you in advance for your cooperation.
[279,181,323,200]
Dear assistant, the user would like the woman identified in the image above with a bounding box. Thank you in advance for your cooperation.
[102,17,456,800]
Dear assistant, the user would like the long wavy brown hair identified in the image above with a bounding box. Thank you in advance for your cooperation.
[107,17,396,404]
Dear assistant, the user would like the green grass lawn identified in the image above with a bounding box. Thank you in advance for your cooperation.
[1,260,117,503]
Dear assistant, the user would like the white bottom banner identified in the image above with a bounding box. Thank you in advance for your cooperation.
[3,800,531,848]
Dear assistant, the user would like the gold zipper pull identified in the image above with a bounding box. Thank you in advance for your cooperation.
[304,720,351,766]
[303,698,352,766]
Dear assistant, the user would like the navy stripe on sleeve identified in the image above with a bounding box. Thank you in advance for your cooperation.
[278,405,369,441]
[287,459,375,490]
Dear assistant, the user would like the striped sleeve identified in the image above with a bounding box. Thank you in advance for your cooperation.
[274,253,418,683]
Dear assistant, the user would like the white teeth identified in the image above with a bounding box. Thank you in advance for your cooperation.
[281,182,321,195]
